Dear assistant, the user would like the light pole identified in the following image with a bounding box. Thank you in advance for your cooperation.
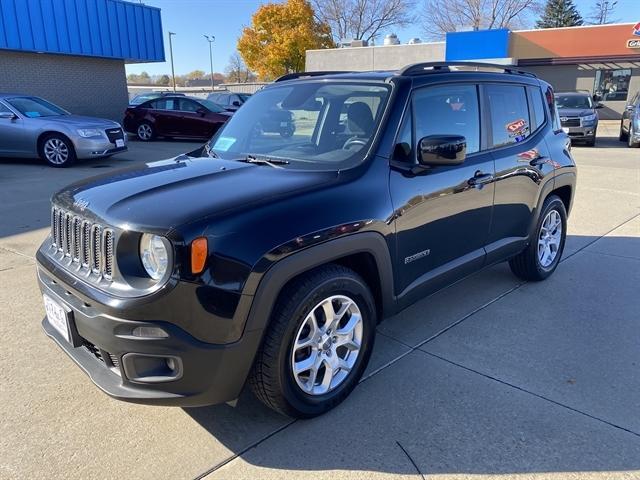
[168,31,177,92]
[204,35,215,91]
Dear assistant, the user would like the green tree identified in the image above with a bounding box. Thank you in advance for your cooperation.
[186,70,206,80]
[536,0,583,28]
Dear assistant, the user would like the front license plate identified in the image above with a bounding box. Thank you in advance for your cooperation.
[115,139,125,148]
[43,294,69,342]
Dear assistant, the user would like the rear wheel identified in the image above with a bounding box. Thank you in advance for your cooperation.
[249,264,376,418]
[136,122,155,141]
[509,195,567,281]
[619,120,628,141]
[39,134,76,167]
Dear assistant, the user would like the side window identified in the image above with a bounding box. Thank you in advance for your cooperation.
[412,84,480,154]
[545,86,562,132]
[486,85,531,147]
[527,86,546,132]
[149,99,176,110]
[179,99,200,112]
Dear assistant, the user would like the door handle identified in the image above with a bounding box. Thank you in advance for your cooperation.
[468,172,494,187]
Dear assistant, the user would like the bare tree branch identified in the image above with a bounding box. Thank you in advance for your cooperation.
[313,0,414,44]
[421,0,540,40]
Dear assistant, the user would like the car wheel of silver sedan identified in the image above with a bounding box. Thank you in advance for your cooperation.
[137,122,154,141]
[40,134,76,167]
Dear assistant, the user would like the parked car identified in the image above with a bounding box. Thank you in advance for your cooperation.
[123,96,232,141]
[0,94,127,167]
[554,91,602,146]
[207,91,251,111]
[129,91,185,106]
[619,91,640,148]
[37,63,576,418]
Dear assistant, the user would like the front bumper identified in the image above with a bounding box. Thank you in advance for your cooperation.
[73,136,128,159]
[564,125,597,140]
[37,264,262,407]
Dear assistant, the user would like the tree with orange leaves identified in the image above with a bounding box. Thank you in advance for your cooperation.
[238,0,334,80]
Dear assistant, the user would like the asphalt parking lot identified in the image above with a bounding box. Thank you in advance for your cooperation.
[1,122,638,480]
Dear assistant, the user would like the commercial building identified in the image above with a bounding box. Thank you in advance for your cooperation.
[0,0,164,121]
[306,23,640,119]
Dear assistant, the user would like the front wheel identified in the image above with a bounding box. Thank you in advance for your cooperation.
[136,122,155,141]
[39,134,76,167]
[629,124,639,148]
[249,265,376,418]
[509,195,567,281]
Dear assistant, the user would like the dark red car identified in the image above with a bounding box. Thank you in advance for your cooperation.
[123,96,232,141]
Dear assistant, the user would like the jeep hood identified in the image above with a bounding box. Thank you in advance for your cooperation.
[52,156,337,232]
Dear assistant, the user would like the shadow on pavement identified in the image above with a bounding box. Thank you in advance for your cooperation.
[182,233,640,478]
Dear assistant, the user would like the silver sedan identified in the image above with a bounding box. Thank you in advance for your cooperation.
[0,94,127,167]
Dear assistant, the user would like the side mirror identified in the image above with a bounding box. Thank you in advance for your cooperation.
[418,135,466,167]
[0,111,16,120]
[595,103,604,109]
[231,100,241,107]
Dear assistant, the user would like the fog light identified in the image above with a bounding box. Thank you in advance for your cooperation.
[132,326,168,338]
[166,357,177,371]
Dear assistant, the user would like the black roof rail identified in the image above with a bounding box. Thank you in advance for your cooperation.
[399,62,537,78]
[274,71,352,82]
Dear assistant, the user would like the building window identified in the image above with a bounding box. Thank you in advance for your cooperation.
[594,69,632,102]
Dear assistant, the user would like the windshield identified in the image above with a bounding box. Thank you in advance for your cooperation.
[198,99,225,113]
[555,95,593,110]
[205,82,390,170]
[7,97,67,117]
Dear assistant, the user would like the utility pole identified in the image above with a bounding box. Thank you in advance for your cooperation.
[204,35,216,91]
[168,31,177,92]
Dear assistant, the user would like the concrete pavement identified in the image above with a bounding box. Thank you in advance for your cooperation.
[1,128,638,479]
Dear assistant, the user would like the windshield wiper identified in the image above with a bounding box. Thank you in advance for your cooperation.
[240,154,289,168]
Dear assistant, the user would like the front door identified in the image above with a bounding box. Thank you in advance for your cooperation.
[0,101,30,156]
[390,83,495,304]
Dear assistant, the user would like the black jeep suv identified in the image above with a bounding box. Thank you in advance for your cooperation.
[37,63,576,418]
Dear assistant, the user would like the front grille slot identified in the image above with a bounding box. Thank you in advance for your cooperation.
[105,128,124,144]
[561,117,580,127]
[50,206,114,281]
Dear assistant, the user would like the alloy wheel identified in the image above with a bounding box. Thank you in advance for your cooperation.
[538,209,562,268]
[138,124,152,140]
[291,295,363,396]
[44,138,69,165]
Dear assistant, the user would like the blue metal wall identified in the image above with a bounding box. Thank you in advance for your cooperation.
[446,29,510,61]
[0,0,164,62]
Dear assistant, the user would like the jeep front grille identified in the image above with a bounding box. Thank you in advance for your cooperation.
[51,206,114,280]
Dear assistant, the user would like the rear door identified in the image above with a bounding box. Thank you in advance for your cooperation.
[145,98,181,136]
[485,83,555,260]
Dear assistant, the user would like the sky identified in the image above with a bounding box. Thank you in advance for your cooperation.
[125,0,640,78]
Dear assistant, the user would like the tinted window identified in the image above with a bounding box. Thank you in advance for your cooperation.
[486,85,530,147]
[148,98,176,110]
[178,99,200,112]
[412,84,480,154]
[7,97,67,117]
[545,86,561,132]
[394,107,413,163]
[527,86,546,132]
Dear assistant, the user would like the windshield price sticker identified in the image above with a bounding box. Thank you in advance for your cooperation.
[214,137,236,152]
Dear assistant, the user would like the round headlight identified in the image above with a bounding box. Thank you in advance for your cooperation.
[139,234,169,281]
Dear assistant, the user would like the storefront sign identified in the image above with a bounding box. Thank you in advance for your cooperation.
[627,39,640,49]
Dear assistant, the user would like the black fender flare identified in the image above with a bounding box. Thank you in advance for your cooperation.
[242,232,395,335]
[527,170,575,240]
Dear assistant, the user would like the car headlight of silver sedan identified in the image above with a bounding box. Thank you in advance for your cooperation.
[139,233,170,281]
[76,128,103,138]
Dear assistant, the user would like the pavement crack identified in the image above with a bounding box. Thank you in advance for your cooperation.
[419,349,640,439]
[192,419,297,480]
[395,440,426,480]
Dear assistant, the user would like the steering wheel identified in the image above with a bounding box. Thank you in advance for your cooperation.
[342,137,368,150]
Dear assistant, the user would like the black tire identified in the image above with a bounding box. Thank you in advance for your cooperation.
[136,122,155,141]
[619,120,628,141]
[39,133,77,168]
[509,195,567,282]
[249,264,376,418]
[585,137,596,147]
